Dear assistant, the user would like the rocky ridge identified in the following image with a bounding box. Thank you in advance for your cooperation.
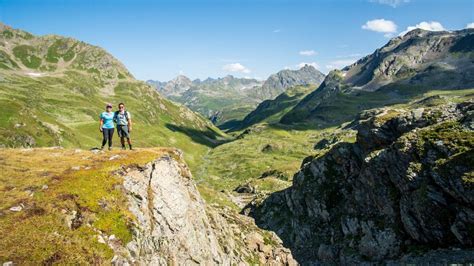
[248,100,474,263]
[0,22,132,86]
[258,64,325,100]
[343,28,474,91]
[281,28,474,125]
[115,150,296,265]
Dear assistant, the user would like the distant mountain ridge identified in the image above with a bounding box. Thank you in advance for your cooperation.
[147,75,262,98]
[147,65,325,126]
[256,64,325,100]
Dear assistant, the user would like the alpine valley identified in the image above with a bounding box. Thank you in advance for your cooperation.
[0,20,473,266]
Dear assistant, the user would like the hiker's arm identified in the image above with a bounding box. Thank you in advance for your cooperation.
[128,118,132,132]
[99,118,103,132]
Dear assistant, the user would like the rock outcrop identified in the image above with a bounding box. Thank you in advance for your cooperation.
[248,101,474,263]
[258,65,325,101]
[118,150,296,265]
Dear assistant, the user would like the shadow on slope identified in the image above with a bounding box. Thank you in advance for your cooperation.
[165,123,231,148]
[217,119,242,132]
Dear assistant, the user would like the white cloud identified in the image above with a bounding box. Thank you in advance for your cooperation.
[297,62,320,69]
[399,21,445,36]
[369,0,410,8]
[466,22,474,29]
[273,29,281,33]
[222,63,251,74]
[325,59,358,70]
[299,50,317,56]
[362,19,398,34]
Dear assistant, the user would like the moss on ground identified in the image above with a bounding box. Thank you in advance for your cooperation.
[0,147,173,264]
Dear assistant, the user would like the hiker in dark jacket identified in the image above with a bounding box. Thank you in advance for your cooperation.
[114,102,133,150]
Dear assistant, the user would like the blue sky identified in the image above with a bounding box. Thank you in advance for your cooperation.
[1,0,473,81]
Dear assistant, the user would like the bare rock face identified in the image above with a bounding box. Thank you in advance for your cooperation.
[120,150,296,265]
[123,152,224,264]
[249,101,474,264]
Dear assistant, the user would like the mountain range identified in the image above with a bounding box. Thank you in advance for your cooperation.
[146,64,325,127]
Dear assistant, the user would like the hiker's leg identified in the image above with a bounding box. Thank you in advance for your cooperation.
[101,129,107,148]
[120,137,125,148]
[108,128,114,147]
[127,137,133,150]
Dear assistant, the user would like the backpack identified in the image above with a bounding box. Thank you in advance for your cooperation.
[114,111,129,124]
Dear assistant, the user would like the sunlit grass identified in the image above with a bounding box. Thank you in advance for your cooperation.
[0,147,172,264]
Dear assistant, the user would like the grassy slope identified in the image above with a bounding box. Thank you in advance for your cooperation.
[196,123,355,193]
[0,147,173,264]
[235,85,316,130]
[283,81,474,129]
[0,24,229,172]
[175,87,261,126]
[197,88,474,197]
[0,72,228,170]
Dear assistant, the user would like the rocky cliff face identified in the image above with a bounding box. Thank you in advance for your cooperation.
[248,100,474,263]
[116,150,296,265]
[343,28,474,91]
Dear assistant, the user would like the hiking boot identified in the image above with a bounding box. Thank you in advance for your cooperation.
[129,145,133,150]
[121,146,126,150]
[108,147,112,151]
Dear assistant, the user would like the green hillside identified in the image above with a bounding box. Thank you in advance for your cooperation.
[0,23,228,170]
[230,85,316,131]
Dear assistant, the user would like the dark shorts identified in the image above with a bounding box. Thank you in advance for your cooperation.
[117,125,130,138]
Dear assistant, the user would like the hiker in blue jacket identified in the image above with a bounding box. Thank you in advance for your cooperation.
[99,103,115,150]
